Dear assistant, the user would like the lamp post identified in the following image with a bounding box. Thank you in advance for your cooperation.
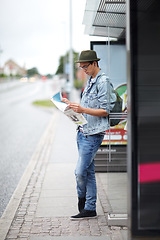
[0,45,3,70]
[69,0,74,101]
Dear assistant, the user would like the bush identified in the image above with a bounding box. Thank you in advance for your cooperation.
[0,73,7,78]
[74,79,83,89]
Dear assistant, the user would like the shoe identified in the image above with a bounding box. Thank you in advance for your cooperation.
[78,197,86,212]
[70,209,97,220]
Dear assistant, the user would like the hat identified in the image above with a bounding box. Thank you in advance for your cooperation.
[75,50,100,63]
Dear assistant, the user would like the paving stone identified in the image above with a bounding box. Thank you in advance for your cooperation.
[4,111,127,240]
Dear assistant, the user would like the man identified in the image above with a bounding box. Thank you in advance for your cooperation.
[62,50,116,220]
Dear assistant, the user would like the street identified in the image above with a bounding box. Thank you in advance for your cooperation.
[0,78,56,217]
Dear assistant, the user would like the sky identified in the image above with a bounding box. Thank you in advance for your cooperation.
[0,0,105,75]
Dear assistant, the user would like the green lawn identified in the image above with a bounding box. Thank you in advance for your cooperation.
[32,99,55,108]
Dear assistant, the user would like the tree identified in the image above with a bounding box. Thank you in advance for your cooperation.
[55,56,64,75]
[55,50,79,78]
[27,67,39,77]
[46,74,53,79]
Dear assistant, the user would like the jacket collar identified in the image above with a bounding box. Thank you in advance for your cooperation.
[88,69,103,84]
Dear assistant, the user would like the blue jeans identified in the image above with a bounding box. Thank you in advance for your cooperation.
[75,131,104,211]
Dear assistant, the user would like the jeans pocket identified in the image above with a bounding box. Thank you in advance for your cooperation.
[85,134,104,144]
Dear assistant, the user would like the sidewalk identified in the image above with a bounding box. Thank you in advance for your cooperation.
[0,108,128,240]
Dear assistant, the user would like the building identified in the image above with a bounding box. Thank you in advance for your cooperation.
[3,59,26,76]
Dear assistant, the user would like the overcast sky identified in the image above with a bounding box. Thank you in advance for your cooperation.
[0,0,105,75]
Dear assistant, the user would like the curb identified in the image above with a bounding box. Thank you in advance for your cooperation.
[0,110,59,240]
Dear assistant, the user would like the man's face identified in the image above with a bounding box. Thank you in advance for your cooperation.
[79,62,94,76]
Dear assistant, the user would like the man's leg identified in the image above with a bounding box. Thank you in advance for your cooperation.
[71,132,104,220]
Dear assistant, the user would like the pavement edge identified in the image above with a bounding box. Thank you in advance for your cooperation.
[0,110,59,240]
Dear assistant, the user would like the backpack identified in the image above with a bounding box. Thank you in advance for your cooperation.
[109,89,123,126]
[96,73,123,127]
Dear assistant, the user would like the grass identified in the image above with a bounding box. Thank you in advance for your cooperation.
[32,99,55,108]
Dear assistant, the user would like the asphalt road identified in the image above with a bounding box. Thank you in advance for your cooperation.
[0,79,56,217]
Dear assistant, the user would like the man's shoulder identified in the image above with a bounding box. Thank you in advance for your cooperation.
[96,69,108,78]
[97,72,109,84]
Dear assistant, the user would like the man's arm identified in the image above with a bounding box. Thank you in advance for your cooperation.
[61,98,108,117]
[68,103,108,117]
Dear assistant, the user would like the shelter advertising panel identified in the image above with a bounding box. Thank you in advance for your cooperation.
[129,0,160,237]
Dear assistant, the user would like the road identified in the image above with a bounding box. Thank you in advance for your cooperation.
[0,78,56,217]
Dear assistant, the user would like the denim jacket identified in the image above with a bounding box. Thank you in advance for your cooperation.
[80,69,116,135]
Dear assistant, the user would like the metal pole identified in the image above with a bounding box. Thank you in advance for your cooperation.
[69,0,74,101]
[0,45,3,69]
[107,26,112,163]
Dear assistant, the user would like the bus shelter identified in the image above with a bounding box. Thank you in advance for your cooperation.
[82,0,160,239]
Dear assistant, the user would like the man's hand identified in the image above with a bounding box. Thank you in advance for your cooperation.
[61,98,71,105]
[68,103,84,113]
[61,99,84,113]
